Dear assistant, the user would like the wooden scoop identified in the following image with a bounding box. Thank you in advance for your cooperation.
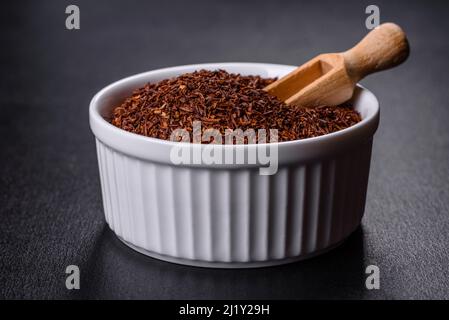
[264,22,410,107]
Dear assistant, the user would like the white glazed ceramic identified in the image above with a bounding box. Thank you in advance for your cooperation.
[89,63,379,268]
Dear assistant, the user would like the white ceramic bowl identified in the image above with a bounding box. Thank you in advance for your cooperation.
[89,63,379,268]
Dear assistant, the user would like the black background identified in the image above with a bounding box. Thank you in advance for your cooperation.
[1,0,448,299]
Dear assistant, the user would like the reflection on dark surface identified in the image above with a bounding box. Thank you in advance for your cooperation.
[80,225,366,299]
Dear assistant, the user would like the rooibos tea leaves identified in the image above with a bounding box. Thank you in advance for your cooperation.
[111,70,361,142]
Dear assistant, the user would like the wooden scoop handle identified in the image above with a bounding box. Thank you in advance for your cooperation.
[342,23,410,81]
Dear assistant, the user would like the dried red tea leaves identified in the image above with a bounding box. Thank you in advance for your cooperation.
[111,70,361,143]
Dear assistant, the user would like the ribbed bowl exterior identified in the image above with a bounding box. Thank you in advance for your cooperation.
[96,138,372,264]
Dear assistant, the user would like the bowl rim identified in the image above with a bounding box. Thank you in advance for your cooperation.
[89,62,379,151]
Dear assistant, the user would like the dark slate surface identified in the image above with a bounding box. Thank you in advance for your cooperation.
[1,0,448,299]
